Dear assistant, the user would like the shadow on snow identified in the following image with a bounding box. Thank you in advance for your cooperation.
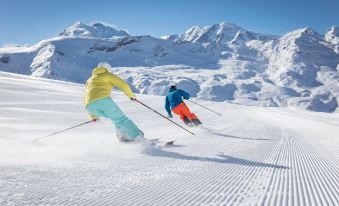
[143,147,288,169]
[211,132,273,141]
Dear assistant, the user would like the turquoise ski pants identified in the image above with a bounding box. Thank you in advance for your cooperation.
[86,97,144,140]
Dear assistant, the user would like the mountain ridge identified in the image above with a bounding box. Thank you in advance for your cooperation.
[0,21,338,112]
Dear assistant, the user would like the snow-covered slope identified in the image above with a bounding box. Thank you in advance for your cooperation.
[1,22,339,112]
[0,72,338,205]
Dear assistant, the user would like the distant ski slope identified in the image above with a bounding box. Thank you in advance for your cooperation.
[0,71,338,206]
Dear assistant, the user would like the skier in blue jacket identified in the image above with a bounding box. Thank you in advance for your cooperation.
[165,83,202,126]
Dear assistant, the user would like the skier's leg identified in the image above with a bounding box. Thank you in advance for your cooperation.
[181,104,197,120]
[172,105,183,120]
[86,99,110,118]
[183,116,194,126]
[99,98,144,141]
[172,103,193,126]
[181,103,202,126]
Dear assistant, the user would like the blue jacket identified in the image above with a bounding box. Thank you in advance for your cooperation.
[165,88,190,116]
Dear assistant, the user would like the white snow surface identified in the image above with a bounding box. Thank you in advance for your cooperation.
[1,22,339,112]
[0,72,338,206]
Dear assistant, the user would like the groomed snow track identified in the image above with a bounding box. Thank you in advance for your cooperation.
[0,72,338,206]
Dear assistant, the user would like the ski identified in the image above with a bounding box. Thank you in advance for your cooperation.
[153,140,176,147]
[147,138,161,143]
[145,138,176,147]
[120,138,175,147]
[163,140,175,147]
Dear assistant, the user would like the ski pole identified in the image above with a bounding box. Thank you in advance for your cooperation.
[135,99,195,135]
[186,99,222,116]
[32,120,95,142]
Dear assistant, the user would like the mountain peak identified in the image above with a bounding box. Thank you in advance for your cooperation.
[91,22,111,29]
[92,22,106,27]
[218,22,243,29]
[282,27,322,41]
[324,26,339,45]
[327,26,339,35]
[59,22,130,38]
[73,21,86,27]
[175,22,245,45]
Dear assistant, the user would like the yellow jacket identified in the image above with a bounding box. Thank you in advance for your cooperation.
[84,67,135,106]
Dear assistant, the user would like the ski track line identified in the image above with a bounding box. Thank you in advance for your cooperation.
[247,108,339,206]
[0,130,281,206]
[0,103,286,206]
[1,92,339,205]
[257,132,339,206]
[1,124,338,205]
[98,125,283,206]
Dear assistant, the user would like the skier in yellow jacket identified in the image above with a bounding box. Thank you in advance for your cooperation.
[84,62,144,141]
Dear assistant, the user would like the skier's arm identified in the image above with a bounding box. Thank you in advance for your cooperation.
[179,90,190,100]
[84,81,97,120]
[109,73,135,99]
[165,97,172,117]
[83,81,88,105]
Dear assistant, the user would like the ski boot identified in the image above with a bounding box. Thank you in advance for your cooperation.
[183,116,194,127]
[117,130,145,143]
[191,118,202,126]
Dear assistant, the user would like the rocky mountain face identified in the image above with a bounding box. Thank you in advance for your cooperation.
[0,22,338,112]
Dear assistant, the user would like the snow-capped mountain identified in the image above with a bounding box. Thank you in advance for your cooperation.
[0,22,339,112]
[0,22,216,82]
[255,28,339,112]
[325,26,339,45]
[324,26,339,54]
[166,23,246,44]
[166,22,277,49]
[59,21,130,38]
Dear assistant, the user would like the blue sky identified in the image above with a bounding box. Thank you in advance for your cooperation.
[0,0,338,46]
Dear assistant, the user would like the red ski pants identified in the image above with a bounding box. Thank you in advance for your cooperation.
[172,102,198,121]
